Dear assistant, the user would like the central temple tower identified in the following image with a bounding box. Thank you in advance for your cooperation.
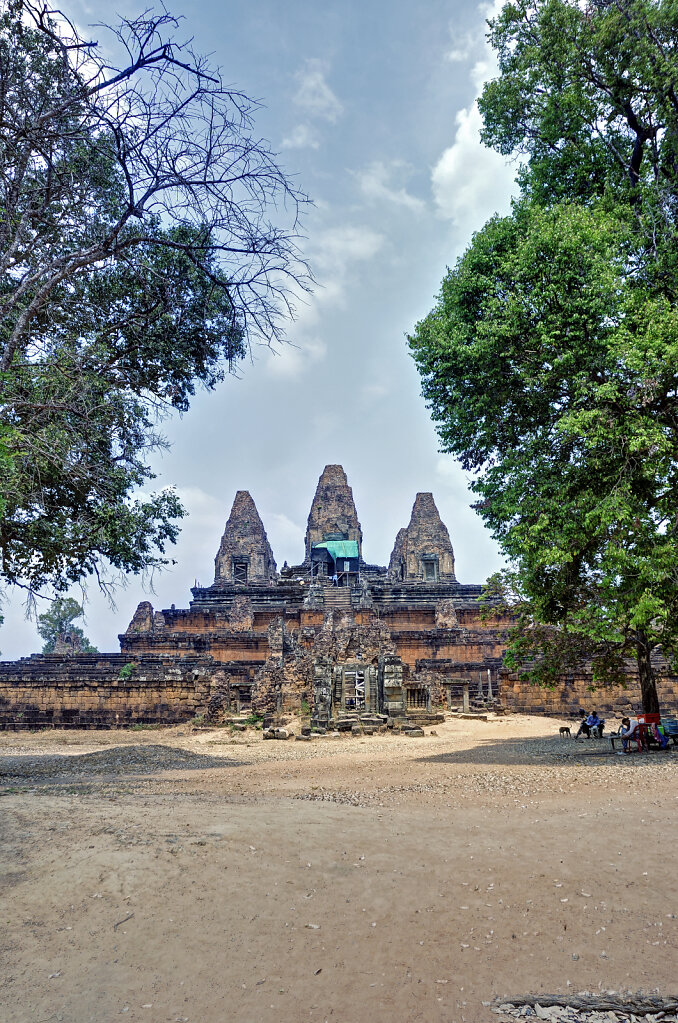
[304,464,363,562]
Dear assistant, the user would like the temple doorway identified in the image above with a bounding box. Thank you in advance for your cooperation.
[332,663,377,714]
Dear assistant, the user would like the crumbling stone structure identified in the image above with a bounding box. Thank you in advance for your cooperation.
[2,463,675,729]
[388,492,456,582]
[214,490,277,585]
[116,465,511,725]
[0,654,214,729]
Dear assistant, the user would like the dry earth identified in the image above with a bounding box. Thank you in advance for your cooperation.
[1,714,676,1023]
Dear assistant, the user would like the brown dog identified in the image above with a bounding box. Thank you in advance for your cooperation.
[559,726,571,738]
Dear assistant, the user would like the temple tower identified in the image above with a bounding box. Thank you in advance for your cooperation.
[214,491,277,585]
[304,465,363,562]
[388,493,456,582]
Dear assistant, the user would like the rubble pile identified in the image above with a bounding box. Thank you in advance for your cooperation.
[491,993,678,1023]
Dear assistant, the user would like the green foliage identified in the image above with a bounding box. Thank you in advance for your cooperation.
[410,0,678,712]
[118,662,136,681]
[479,0,678,202]
[37,597,97,654]
[243,711,264,726]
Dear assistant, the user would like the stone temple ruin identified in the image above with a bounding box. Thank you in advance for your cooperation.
[118,465,509,725]
[3,464,677,729]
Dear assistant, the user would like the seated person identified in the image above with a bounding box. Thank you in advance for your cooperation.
[586,711,604,738]
[651,722,670,749]
[618,716,639,753]
[575,710,590,739]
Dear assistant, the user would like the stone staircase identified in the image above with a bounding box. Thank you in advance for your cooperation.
[322,586,354,611]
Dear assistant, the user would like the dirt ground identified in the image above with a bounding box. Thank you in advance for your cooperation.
[1,713,676,1023]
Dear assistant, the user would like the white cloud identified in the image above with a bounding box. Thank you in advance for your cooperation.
[354,160,425,212]
[446,0,503,64]
[435,456,460,481]
[361,380,390,402]
[281,123,320,150]
[431,0,517,236]
[313,224,384,272]
[431,99,515,234]
[281,224,384,331]
[265,336,327,379]
[446,31,476,63]
[265,223,383,381]
[292,58,343,123]
[265,513,305,562]
[470,53,498,94]
[174,486,225,528]
[169,486,227,578]
[281,59,343,152]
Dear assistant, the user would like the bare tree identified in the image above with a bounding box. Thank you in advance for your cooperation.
[0,0,312,594]
[0,0,311,378]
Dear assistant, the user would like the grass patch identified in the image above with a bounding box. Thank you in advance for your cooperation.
[242,712,264,728]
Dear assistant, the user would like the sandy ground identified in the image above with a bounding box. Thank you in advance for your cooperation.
[1,713,677,1023]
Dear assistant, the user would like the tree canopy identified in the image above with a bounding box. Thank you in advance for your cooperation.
[409,0,678,712]
[0,1,310,597]
[480,0,678,202]
[37,596,97,654]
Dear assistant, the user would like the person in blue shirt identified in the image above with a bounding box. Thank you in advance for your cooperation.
[575,710,590,739]
[586,711,604,738]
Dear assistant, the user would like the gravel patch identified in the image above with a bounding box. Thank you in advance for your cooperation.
[0,743,241,783]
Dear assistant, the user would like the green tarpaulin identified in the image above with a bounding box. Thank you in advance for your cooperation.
[312,540,359,561]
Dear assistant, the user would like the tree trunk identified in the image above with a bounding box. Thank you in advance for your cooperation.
[636,631,660,715]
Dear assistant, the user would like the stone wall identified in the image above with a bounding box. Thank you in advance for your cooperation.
[0,654,216,729]
[501,671,678,720]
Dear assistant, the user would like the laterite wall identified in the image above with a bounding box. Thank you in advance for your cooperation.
[501,672,678,720]
[0,654,215,729]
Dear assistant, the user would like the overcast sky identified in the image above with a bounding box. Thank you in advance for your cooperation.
[1,0,517,658]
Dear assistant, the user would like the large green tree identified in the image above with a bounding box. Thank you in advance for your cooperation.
[37,596,97,654]
[480,0,678,202]
[0,1,310,597]
[410,0,678,713]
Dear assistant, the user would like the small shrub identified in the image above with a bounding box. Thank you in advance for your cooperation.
[118,662,136,680]
[243,711,264,727]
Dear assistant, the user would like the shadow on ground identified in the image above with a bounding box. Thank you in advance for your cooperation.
[415,733,677,769]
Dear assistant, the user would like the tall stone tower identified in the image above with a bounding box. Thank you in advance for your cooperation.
[304,465,363,562]
[388,493,456,582]
[214,491,277,585]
